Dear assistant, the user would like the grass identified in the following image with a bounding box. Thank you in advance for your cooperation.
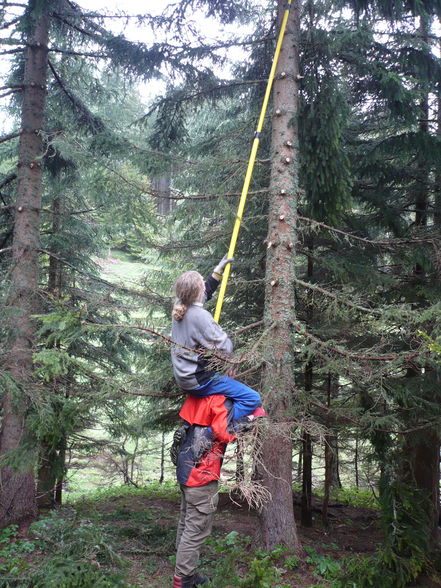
[99,250,151,284]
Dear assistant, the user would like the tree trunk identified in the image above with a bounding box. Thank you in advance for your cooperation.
[152,174,173,216]
[354,434,359,488]
[405,13,440,544]
[322,374,341,525]
[0,1,49,528]
[54,439,66,506]
[159,433,165,484]
[258,0,301,552]
[301,431,313,527]
[301,236,314,526]
[37,196,62,511]
[436,76,441,226]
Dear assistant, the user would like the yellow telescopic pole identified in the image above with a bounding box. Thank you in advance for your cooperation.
[214,0,293,323]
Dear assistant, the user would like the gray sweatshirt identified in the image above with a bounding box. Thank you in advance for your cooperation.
[171,302,233,390]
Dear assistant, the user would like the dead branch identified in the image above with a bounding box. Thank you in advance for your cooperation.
[232,320,264,336]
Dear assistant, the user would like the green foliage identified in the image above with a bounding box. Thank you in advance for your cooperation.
[29,511,127,567]
[0,525,33,584]
[238,555,282,587]
[69,481,180,505]
[205,531,250,586]
[284,555,300,570]
[30,559,129,588]
[328,487,378,509]
[419,331,441,356]
[305,546,342,580]
[331,480,430,587]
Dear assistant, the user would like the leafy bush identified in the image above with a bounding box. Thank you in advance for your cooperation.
[30,510,126,567]
[205,531,249,586]
[30,559,129,588]
[305,545,341,580]
[329,487,378,509]
[0,525,34,585]
[238,555,282,587]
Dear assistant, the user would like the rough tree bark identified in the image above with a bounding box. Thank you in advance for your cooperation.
[37,196,63,510]
[258,0,301,551]
[436,72,441,226]
[403,13,440,544]
[0,0,50,527]
[301,236,314,527]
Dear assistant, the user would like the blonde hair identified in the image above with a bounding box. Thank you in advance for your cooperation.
[172,271,205,321]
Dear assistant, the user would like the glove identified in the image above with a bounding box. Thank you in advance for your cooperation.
[170,427,187,466]
[213,255,234,279]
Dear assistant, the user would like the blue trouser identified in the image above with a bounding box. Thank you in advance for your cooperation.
[190,375,261,420]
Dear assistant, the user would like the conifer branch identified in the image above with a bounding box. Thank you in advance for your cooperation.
[294,277,380,315]
[0,89,21,99]
[82,321,237,365]
[163,188,269,201]
[0,84,23,91]
[0,48,24,55]
[232,320,264,336]
[120,388,181,399]
[48,59,105,132]
[299,215,440,248]
[0,131,20,144]
[144,79,266,117]
[48,47,108,59]
[51,13,98,40]
[310,399,441,435]
[0,173,17,190]
[39,248,166,302]
[0,247,12,255]
[295,325,421,363]
[41,206,103,216]
[0,16,21,30]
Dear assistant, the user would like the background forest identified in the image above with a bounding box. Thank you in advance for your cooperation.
[0,0,441,586]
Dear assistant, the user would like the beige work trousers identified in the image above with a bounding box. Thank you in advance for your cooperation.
[175,481,219,578]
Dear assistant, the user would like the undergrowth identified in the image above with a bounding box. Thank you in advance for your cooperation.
[0,483,436,587]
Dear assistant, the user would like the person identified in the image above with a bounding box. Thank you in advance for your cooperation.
[172,393,236,587]
[171,257,264,422]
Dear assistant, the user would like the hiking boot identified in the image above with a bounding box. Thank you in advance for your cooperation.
[172,573,209,587]
[247,406,266,420]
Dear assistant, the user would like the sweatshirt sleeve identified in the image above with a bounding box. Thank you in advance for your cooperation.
[201,315,233,355]
[203,275,220,302]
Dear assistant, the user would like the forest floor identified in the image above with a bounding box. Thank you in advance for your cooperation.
[1,484,441,587]
[4,484,441,587]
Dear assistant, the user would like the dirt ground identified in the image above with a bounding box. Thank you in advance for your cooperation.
[99,491,383,587]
